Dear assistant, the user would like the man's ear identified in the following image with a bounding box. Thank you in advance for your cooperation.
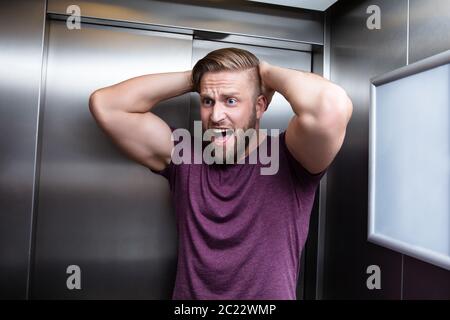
[255,94,267,119]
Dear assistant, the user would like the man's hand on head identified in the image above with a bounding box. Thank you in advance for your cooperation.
[258,60,276,109]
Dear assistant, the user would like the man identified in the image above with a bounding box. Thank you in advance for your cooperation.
[89,47,352,299]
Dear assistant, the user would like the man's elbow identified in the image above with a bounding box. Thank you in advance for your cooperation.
[89,89,107,121]
[321,85,353,124]
[89,89,100,110]
[338,87,353,123]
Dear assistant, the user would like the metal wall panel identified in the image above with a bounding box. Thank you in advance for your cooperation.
[324,0,408,299]
[30,20,193,299]
[47,0,324,45]
[327,0,450,299]
[409,0,450,64]
[402,255,450,299]
[0,0,46,299]
[307,42,326,300]
[403,0,450,298]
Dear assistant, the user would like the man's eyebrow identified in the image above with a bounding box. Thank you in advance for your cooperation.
[200,92,241,98]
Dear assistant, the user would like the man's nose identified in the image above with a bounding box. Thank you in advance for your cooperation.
[210,103,227,124]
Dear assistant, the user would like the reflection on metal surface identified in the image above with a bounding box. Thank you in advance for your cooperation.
[47,0,324,45]
[0,0,47,299]
[324,0,408,299]
[31,20,192,299]
[409,0,450,64]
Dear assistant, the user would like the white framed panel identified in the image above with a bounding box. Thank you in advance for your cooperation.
[369,50,450,271]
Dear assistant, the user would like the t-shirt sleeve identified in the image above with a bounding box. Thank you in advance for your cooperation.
[150,159,175,181]
[279,130,328,186]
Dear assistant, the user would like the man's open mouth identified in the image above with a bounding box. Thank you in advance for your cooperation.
[211,128,234,145]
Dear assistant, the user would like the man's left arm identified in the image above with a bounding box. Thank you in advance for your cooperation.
[259,61,353,175]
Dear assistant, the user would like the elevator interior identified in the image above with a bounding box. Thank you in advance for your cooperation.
[0,0,326,299]
[33,19,316,299]
[2,0,449,300]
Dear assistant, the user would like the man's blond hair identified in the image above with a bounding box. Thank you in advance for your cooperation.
[192,47,262,100]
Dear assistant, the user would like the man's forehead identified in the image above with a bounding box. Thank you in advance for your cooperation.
[200,70,253,95]
[200,89,242,97]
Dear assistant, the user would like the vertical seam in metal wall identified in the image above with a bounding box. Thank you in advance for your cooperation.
[26,0,48,300]
[401,0,410,301]
[401,254,404,299]
[406,0,410,65]
[315,10,331,300]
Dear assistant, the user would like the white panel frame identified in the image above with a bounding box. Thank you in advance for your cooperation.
[369,49,450,271]
[248,0,338,11]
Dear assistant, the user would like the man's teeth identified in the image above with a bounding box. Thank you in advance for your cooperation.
[212,129,233,137]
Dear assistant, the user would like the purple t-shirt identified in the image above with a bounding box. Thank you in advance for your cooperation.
[151,130,327,300]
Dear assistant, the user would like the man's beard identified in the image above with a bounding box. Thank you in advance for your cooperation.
[203,106,257,165]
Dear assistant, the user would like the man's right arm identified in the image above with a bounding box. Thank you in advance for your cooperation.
[88,70,193,171]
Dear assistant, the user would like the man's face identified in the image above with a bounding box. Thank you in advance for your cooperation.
[199,69,265,163]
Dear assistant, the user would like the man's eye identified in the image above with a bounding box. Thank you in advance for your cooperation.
[227,98,237,105]
[203,98,213,106]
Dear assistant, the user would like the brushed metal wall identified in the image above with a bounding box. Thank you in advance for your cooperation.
[325,0,450,299]
[324,0,408,299]
[0,0,46,299]
[30,20,192,299]
[47,0,324,45]
[409,0,450,64]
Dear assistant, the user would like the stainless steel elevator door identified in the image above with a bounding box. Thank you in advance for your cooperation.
[190,39,312,135]
[31,20,192,299]
[191,39,313,299]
